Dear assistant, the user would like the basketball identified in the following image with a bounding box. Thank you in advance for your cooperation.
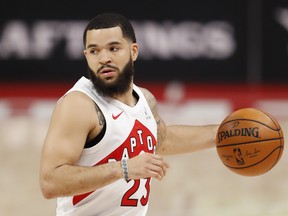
[216,107,284,176]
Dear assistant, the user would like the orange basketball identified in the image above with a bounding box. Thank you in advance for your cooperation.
[216,107,284,176]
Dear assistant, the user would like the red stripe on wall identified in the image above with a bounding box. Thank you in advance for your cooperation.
[1,82,288,110]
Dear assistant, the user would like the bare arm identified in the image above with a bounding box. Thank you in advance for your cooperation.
[157,124,218,155]
[40,91,123,199]
[141,87,218,155]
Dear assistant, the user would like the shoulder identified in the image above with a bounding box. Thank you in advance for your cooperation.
[138,87,157,110]
[52,91,98,130]
[57,91,95,112]
[138,87,154,98]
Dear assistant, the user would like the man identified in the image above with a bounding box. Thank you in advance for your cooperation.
[40,12,218,216]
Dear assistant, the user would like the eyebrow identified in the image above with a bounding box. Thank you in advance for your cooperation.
[86,41,122,49]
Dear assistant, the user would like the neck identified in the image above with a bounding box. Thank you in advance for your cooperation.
[112,83,137,107]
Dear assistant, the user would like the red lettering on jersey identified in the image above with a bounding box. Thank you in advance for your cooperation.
[72,120,156,206]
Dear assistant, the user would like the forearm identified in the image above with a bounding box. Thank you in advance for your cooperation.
[156,124,218,155]
[40,161,122,199]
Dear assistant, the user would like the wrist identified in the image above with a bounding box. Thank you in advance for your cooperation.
[120,159,129,182]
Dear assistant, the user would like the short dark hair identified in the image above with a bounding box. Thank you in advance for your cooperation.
[83,12,136,47]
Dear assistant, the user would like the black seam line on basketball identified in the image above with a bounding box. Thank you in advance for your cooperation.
[257,109,281,131]
[253,111,284,143]
[223,146,283,170]
[220,119,281,132]
[217,137,284,148]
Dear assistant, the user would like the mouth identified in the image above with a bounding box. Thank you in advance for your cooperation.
[99,67,117,78]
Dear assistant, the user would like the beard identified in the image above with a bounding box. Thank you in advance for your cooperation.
[88,58,134,98]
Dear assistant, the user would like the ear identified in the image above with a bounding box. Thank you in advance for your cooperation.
[131,43,139,61]
[83,49,88,57]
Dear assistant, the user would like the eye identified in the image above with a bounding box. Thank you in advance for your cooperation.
[110,46,120,52]
[89,49,98,54]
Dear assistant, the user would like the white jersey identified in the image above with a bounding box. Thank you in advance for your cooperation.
[56,76,157,216]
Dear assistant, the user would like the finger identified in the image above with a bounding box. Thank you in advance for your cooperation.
[149,160,169,178]
[152,155,169,175]
[151,156,169,172]
[150,170,164,181]
[150,154,165,161]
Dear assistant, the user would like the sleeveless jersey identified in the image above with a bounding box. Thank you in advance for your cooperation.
[56,76,157,216]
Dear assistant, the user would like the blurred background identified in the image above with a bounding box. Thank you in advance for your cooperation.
[1,0,288,215]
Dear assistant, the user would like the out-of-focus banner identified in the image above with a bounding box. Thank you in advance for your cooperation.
[264,0,288,82]
[0,0,245,82]
[0,0,287,83]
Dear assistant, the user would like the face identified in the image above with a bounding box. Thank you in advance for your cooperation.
[87,57,134,97]
[83,27,138,97]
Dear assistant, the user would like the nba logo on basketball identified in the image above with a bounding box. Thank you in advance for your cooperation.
[233,148,245,165]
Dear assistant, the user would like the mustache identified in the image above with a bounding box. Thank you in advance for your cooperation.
[97,65,119,73]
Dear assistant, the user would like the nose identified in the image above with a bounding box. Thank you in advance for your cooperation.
[99,50,112,65]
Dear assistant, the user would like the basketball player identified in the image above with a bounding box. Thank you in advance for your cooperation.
[40,12,218,216]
